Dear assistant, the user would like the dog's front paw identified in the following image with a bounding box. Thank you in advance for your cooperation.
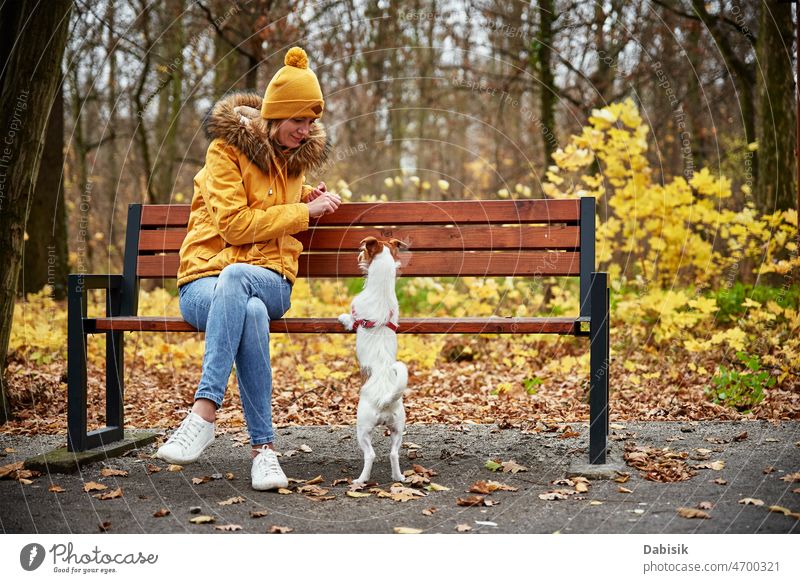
[392,473,407,483]
[338,313,355,331]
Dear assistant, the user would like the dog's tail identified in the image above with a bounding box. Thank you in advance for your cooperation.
[376,362,408,409]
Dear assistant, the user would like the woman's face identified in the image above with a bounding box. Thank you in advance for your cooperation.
[275,117,315,149]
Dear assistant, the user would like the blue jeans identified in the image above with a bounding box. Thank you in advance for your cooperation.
[179,263,292,445]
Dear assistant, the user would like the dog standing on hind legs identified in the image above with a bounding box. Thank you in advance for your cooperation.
[339,236,409,484]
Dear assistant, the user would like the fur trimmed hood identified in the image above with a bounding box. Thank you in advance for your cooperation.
[203,91,330,178]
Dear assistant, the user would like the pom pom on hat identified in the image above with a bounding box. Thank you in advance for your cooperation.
[262,47,324,119]
[284,47,309,69]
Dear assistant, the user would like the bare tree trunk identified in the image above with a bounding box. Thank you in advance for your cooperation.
[535,0,557,169]
[152,0,185,203]
[22,83,69,300]
[756,0,797,213]
[0,0,72,424]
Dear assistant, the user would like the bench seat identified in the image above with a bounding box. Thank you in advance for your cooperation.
[89,316,581,335]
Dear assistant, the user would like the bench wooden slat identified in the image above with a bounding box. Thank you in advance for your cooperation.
[139,199,581,228]
[138,225,581,253]
[92,316,578,334]
[137,251,580,278]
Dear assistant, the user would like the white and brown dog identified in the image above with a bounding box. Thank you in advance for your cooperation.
[339,237,409,484]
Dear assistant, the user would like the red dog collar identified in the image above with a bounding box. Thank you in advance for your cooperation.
[352,308,399,332]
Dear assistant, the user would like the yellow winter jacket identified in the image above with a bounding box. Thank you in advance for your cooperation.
[177,92,329,287]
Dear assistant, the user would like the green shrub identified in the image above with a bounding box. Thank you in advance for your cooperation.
[706,351,775,412]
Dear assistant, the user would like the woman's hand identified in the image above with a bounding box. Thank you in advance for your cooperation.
[307,190,341,218]
[306,181,327,202]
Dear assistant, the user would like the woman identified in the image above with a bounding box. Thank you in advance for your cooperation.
[156,47,341,491]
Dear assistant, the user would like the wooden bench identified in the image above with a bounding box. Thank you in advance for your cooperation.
[67,198,610,463]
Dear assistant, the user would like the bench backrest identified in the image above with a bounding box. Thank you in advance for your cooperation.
[124,198,596,317]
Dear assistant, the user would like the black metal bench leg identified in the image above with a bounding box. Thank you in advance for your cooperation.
[589,272,609,464]
[67,275,88,452]
[104,283,125,444]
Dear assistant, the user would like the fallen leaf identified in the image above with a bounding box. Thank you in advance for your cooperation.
[763,466,776,475]
[49,485,65,493]
[412,464,438,477]
[739,498,764,506]
[145,464,161,474]
[733,431,748,442]
[404,442,422,449]
[167,464,183,472]
[468,480,492,494]
[422,507,437,516]
[331,478,350,486]
[83,481,107,492]
[192,476,212,485]
[426,482,450,492]
[346,491,371,498]
[712,478,728,485]
[613,472,630,484]
[215,524,242,532]
[767,505,800,519]
[468,480,518,494]
[18,478,33,485]
[575,481,590,494]
[618,487,633,494]
[403,473,430,486]
[698,501,713,510]
[98,521,112,532]
[277,488,293,495]
[389,484,426,502]
[304,475,324,485]
[153,508,170,517]
[189,515,215,524]
[218,496,246,506]
[0,461,23,479]
[100,468,128,477]
[250,510,269,518]
[225,473,235,480]
[589,500,603,505]
[610,423,626,430]
[393,526,423,534]
[455,523,472,532]
[299,444,313,453]
[457,495,486,507]
[484,459,502,472]
[474,520,498,527]
[538,490,572,501]
[677,507,710,519]
[93,487,123,500]
[268,525,293,534]
[780,472,800,483]
[500,460,528,474]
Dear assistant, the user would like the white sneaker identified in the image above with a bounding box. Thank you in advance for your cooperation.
[251,448,288,491]
[156,412,215,464]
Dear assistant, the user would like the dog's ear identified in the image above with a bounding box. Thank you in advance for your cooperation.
[388,238,409,250]
[386,238,409,260]
[359,236,382,260]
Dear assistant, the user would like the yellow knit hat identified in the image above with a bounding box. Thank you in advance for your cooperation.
[261,47,324,119]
